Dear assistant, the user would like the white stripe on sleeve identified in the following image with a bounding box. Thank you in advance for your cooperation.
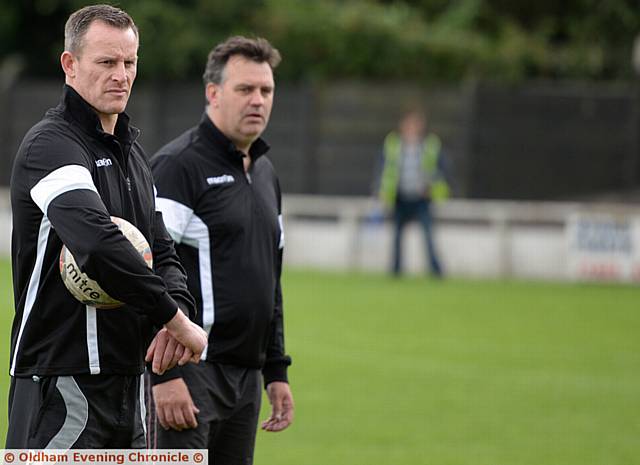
[155,197,194,244]
[179,214,214,360]
[278,214,285,249]
[30,164,98,215]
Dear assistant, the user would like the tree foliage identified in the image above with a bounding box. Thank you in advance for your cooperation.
[1,0,638,83]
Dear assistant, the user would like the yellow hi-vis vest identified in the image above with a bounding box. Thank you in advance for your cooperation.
[379,131,450,207]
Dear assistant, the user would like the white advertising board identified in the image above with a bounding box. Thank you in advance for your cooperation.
[567,212,640,282]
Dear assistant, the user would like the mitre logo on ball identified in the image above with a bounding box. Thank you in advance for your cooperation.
[59,216,153,309]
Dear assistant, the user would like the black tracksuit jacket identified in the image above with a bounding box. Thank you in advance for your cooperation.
[10,85,194,377]
[149,114,291,386]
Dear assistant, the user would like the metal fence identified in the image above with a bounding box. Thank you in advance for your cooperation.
[1,80,638,199]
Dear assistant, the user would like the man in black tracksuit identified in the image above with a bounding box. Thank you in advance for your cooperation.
[148,37,294,463]
[7,5,207,449]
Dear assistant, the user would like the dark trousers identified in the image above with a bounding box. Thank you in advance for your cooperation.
[392,196,443,276]
[6,374,146,449]
[147,362,262,465]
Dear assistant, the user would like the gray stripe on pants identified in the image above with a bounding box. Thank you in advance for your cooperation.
[139,373,147,438]
[45,376,89,449]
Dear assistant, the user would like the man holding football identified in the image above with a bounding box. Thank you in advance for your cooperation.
[7,4,207,449]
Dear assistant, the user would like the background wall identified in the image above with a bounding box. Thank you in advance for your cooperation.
[1,80,638,201]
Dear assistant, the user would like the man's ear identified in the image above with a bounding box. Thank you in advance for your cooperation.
[60,51,76,79]
[205,83,220,108]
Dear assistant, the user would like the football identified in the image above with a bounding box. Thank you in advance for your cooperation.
[59,216,153,309]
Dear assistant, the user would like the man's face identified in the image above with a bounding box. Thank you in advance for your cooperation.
[207,55,274,150]
[400,112,426,141]
[64,21,138,118]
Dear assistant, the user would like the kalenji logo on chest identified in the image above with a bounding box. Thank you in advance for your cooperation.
[95,158,113,168]
[207,174,235,185]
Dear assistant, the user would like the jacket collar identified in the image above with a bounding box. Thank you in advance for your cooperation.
[197,113,270,163]
[57,84,139,144]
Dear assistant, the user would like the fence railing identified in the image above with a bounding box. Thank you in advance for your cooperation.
[3,189,640,281]
[282,194,640,279]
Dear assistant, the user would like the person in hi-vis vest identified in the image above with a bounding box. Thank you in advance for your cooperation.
[378,108,450,277]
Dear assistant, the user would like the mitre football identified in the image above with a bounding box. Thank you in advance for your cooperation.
[59,216,153,309]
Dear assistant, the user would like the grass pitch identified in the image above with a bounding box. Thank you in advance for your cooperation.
[1,259,639,464]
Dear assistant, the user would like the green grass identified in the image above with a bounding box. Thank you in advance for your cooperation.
[254,270,640,465]
[1,259,639,464]
[0,259,11,444]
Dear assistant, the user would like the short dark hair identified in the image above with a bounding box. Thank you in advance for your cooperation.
[202,36,281,85]
[64,4,138,54]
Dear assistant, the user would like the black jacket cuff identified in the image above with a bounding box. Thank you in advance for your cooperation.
[153,293,179,326]
[148,365,184,385]
[262,360,290,388]
[172,295,197,321]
